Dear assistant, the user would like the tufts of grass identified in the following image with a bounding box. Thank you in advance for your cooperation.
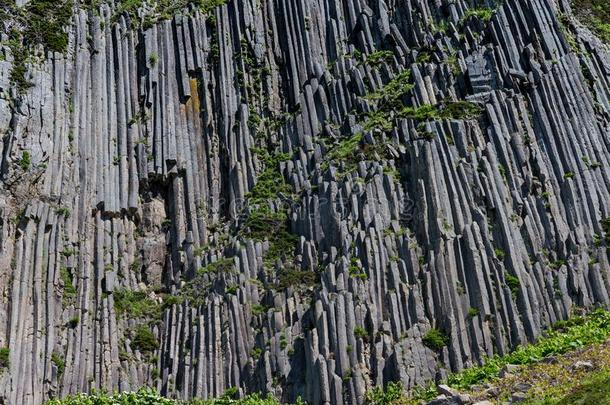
[19,151,31,171]
[446,309,610,391]
[113,290,161,319]
[45,387,300,404]
[422,328,449,351]
[51,352,65,376]
[460,7,495,24]
[365,381,406,405]
[131,326,159,353]
[573,0,610,44]
[0,348,8,369]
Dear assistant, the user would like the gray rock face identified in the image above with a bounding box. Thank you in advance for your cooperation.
[0,0,609,404]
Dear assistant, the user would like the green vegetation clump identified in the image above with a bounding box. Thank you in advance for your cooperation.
[277,268,319,290]
[601,216,610,245]
[148,52,159,66]
[460,7,495,24]
[363,101,483,132]
[365,381,405,405]
[113,290,161,319]
[241,151,300,273]
[131,326,159,353]
[55,206,70,218]
[60,267,77,302]
[446,309,610,390]
[51,352,65,376]
[113,0,226,28]
[19,151,31,171]
[365,50,394,68]
[354,326,368,339]
[363,70,415,109]
[2,0,73,93]
[198,258,235,275]
[505,273,521,296]
[45,387,298,404]
[573,0,610,43]
[422,328,449,351]
[543,366,610,404]
[0,348,9,369]
[468,307,480,318]
[22,0,73,53]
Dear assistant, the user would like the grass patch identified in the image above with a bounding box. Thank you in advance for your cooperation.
[422,328,449,351]
[447,309,610,390]
[113,0,226,28]
[60,266,77,303]
[573,0,610,43]
[538,366,610,404]
[51,352,65,376]
[113,290,161,319]
[0,348,8,369]
[404,309,610,402]
[460,7,495,24]
[131,326,159,353]
[19,151,31,171]
[45,387,296,404]
[365,381,405,405]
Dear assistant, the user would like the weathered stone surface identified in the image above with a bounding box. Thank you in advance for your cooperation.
[0,0,609,404]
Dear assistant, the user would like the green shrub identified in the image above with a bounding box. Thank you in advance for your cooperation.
[354,326,368,339]
[19,151,31,171]
[148,52,159,66]
[0,348,9,369]
[162,295,183,309]
[114,289,161,319]
[505,273,521,295]
[51,352,65,376]
[277,268,319,290]
[468,307,480,318]
[60,267,77,301]
[365,50,394,68]
[251,347,263,359]
[67,316,79,328]
[422,328,449,351]
[131,326,159,353]
[252,304,266,315]
[55,206,70,218]
[460,7,495,24]
[365,381,405,405]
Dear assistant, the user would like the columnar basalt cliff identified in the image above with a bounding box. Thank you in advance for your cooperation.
[0,0,609,403]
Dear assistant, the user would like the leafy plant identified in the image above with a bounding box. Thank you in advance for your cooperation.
[148,52,159,66]
[0,348,8,369]
[131,326,159,353]
[60,266,77,302]
[460,7,495,24]
[19,151,31,171]
[505,273,521,296]
[573,0,610,43]
[411,310,610,402]
[365,382,406,405]
[354,326,368,339]
[113,290,161,319]
[422,328,449,351]
[446,309,610,390]
[51,352,65,376]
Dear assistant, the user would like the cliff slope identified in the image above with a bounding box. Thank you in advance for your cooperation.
[0,0,609,404]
